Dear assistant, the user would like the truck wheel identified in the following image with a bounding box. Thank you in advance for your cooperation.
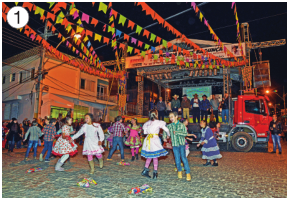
[231,132,253,152]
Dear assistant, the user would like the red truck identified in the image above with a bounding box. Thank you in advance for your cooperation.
[221,93,272,152]
[187,93,272,152]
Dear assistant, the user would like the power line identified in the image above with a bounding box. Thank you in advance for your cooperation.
[2,75,36,94]
[92,2,209,51]
[3,35,38,50]
[3,82,27,101]
[46,75,98,98]
[2,40,34,52]
[186,12,287,37]
[39,77,95,102]
[2,55,40,76]
[3,27,42,46]
[3,30,40,48]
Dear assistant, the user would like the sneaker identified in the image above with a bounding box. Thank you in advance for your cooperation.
[203,162,211,166]
[24,157,28,161]
[107,158,112,161]
[279,152,282,154]
[212,162,218,166]
[34,157,37,160]
[45,159,50,163]
[271,151,276,153]
[39,154,43,162]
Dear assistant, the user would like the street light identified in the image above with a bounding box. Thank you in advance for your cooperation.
[268,102,272,106]
[55,33,82,49]
[265,90,270,94]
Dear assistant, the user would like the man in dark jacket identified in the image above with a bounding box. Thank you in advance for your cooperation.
[221,94,229,123]
[190,94,201,123]
[200,95,210,122]
[156,97,166,120]
[269,114,283,154]
[6,118,21,152]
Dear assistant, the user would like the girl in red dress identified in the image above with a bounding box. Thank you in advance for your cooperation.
[52,117,77,171]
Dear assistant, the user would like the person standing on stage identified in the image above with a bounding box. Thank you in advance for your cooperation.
[181,94,190,119]
[210,94,220,123]
[221,94,229,124]
[190,94,201,123]
[171,94,181,113]
[150,99,156,110]
[200,95,210,122]
[156,97,166,121]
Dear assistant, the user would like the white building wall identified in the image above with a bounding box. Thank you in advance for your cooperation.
[2,55,115,122]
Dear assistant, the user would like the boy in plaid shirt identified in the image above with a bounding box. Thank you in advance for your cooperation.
[107,116,126,161]
[39,119,57,162]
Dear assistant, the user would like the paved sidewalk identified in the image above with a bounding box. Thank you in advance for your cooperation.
[2,142,287,198]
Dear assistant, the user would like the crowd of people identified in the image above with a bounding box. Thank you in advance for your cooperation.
[2,114,86,155]
[1,101,284,181]
[150,93,231,124]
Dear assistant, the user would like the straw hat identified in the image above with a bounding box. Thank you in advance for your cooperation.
[172,94,179,98]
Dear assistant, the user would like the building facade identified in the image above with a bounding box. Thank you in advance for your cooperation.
[2,47,117,122]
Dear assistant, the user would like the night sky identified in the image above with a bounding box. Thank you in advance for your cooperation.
[2,2,287,108]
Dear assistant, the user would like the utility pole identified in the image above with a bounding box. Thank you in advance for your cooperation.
[34,20,48,121]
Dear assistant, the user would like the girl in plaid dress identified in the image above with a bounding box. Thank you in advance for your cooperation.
[52,117,77,171]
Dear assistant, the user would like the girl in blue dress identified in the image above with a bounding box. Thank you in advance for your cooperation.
[197,120,222,166]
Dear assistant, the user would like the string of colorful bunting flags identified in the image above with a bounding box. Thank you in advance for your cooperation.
[191,2,244,62]
[231,2,244,59]
[20,2,113,74]
[2,3,123,79]
[135,2,247,67]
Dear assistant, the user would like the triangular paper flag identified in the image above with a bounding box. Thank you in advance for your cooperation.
[76,26,84,33]
[55,16,63,24]
[154,54,158,61]
[144,44,150,50]
[136,25,142,35]
[48,2,55,9]
[127,20,135,30]
[127,46,133,54]
[81,13,90,23]
[83,36,89,43]
[98,2,108,14]
[162,39,167,48]
[141,51,146,58]
[150,33,156,42]
[91,18,98,27]
[118,14,126,26]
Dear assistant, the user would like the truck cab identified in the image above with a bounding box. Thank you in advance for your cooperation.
[228,94,272,152]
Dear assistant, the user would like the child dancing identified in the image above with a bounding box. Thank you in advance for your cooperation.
[71,113,105,174]
[107,116,126,161]
[39,118,57,162]
[179,118,197,157]
[141,110,170,179]
[197,120,222,166]
[52,117,78,171]
[124,118,142,161]
[23,121,43,161]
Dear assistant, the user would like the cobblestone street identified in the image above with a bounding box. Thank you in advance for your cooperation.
[2,142,287,198]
